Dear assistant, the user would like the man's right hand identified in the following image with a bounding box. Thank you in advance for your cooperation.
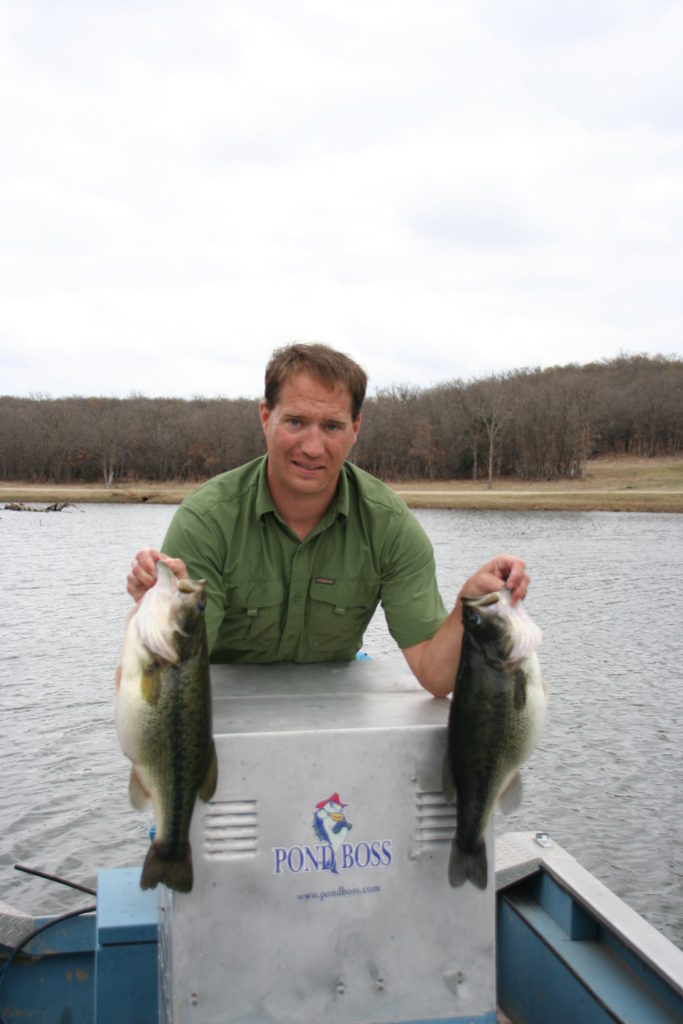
[127,547,189,602]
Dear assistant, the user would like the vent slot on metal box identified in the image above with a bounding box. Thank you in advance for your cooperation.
[414,789,456,849]
[203,800,258,859]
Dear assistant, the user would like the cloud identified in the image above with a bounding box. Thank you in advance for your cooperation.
[0,1,681,399]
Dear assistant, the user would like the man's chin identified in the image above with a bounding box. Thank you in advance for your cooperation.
[288,467,332,492]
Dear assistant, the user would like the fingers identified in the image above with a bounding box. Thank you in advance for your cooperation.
[491,553,529,602]
[127,547,161,602]
[126,548,188,602]
[158,554,189,579]
[459,553,530,605]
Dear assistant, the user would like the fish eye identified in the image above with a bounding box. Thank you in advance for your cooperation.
[468,612,482,626]
[197,599,206,612]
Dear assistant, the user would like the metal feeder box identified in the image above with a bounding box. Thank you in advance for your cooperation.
[158,661,496,1024]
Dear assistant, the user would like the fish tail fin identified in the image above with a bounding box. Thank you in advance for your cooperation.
[448,836,487,891]
[140,839,193,894]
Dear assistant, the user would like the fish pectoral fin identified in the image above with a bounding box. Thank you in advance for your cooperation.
[442,753,456,804]
[141,662,163,705]
[498,770,523,814]
[198,740,218,803]
[129,766,152,810]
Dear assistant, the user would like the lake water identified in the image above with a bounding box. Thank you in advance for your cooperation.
[1,503,681,951]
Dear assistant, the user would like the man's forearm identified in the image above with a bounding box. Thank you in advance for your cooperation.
[401,601,464,697]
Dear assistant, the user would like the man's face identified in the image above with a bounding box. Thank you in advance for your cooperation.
[259,371,361,501]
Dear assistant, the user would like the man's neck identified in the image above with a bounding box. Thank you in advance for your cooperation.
[267,472,339,541]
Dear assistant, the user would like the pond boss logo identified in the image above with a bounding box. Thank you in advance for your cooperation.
[272,792,392,876]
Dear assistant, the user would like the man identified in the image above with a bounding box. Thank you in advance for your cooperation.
[128,343,528,697]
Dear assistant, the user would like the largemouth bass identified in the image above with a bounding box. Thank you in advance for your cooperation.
[443,588,546,890]
[115,561,218,893]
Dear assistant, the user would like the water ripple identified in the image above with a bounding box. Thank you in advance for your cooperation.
[1,505,682,949]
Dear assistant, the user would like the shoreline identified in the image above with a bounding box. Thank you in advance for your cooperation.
[2,481,683,514]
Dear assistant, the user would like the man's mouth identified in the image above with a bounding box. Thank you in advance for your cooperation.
[292,460,325,474]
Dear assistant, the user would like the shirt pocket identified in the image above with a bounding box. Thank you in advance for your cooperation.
[219,580,285,653]
[307,578,379,656]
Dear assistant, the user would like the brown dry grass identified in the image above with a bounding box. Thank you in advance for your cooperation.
[389,456,683,512]
[1,455,682,512]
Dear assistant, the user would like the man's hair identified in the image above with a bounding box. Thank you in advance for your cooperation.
[264,343,368,420]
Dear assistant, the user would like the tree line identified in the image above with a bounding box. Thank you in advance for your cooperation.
[1,354,681,486]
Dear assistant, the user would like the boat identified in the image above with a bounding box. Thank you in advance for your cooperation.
[2,662,682,1023]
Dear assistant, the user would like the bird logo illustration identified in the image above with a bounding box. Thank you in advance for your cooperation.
[312,793,352,874]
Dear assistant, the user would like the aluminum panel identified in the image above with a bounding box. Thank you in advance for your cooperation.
[159,662,496,1024]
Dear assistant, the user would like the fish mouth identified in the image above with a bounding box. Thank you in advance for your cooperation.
[462,591,505,619]
[463,588,542,662]
[462,591,502,609]
[178,578,206,596]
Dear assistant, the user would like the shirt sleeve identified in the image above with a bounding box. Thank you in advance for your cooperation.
[378,510,448,649]
[161,503,227,654]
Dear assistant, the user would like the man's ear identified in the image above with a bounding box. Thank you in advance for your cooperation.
[259,400,270,436]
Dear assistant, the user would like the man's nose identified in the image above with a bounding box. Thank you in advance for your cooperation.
[299,424,326,455]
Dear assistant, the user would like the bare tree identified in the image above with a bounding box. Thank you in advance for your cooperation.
[466,374,513,488]
[1,355,681,484]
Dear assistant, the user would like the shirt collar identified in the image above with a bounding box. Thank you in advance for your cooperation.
[319,463,349,528]
[255,456,350,527]
[255,456,277,520]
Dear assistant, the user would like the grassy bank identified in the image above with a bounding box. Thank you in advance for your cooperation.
[391,456,683,512]
[1,456,682,513]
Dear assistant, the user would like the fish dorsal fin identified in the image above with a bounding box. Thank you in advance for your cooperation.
[442,752,456,805]
[198,741,219,803]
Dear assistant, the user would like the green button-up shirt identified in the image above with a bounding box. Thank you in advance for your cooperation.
[162,456,447,663]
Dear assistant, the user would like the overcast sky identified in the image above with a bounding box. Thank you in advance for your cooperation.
[2,1,682,400]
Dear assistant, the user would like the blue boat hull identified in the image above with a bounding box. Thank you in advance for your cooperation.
[1,833,681,1024]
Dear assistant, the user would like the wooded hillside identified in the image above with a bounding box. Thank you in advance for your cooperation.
[1,354,681,485]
